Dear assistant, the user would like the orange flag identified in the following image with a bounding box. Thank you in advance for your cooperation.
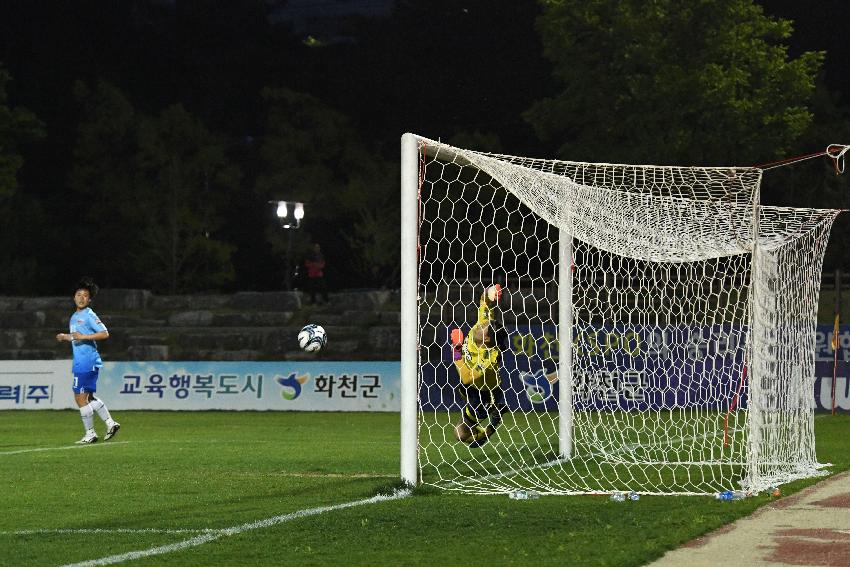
[832,313,840,351]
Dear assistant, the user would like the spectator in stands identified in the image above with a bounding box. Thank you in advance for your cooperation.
[55,277,120,444]
[304,242,329,305]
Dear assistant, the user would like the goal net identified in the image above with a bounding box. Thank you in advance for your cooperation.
[400,133,840,496]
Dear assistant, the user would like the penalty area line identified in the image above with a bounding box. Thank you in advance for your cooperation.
[60,489,412,567]
[0,441,130,456]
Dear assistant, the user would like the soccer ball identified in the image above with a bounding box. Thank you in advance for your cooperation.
[298,323,327,352]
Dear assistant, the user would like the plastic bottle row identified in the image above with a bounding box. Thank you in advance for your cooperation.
[609,491,640,502]
[509,489,540,500]
[508,487,780,500]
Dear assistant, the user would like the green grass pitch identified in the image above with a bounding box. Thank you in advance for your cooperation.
[1,411,848,566]
[418,409,752,495]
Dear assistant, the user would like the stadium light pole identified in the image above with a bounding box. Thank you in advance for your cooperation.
[270,201,305,291]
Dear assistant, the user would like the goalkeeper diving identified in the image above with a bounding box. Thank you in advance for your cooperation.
[450,284,507,448]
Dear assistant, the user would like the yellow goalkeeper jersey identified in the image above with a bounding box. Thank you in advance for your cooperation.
[454,291,501,390]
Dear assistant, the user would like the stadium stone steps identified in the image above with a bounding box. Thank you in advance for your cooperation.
[0,289,400,361]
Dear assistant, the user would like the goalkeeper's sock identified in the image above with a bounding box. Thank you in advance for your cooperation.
[489,411,502,428]
[468,425,491,448]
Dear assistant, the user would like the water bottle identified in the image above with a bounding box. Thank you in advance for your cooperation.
[509,489,540,500]
[715,490,746,501]
[628,491,640,501]
[510,490,529,500]
[609,492,626,502]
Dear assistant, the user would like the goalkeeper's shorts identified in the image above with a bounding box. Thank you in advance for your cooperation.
[458,385,503,426]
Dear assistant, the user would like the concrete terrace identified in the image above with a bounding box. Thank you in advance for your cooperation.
[0,289,401,362]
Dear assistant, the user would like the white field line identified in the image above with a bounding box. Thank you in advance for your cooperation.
[2,528,222,536]
[229,471,397,479]
[60,489,412,567]
[0,441,130,456]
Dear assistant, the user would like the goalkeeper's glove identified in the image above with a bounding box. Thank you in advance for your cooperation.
[486,284,502,303]
[451,328,465,347]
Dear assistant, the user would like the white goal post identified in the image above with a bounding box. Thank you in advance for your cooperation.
[400,132,840,496]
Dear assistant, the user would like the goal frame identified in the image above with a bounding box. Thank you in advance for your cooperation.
[400,133,579,485]
[399,132,833,492]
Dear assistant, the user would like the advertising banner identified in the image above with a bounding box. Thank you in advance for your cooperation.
[423,324,850,413]
[0,361,400,411]
[0,360,71,409]
[3,324,847,412]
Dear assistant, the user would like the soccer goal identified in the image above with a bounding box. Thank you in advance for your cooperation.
[400,133,842,496]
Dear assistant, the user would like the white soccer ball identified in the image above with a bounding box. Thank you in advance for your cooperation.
[298,323,327,352]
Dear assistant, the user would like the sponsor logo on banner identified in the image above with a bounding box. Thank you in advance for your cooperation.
[277,373,310,400]
[521,369,557,405]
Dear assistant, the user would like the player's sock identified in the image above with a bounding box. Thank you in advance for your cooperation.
[489,410,502,428]
[89,397,114,426]
[80,404,94,431]
[464,407,481,427]
[467,425,491,448]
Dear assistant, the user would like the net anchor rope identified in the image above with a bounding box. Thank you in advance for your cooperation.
[754,143,850,175]
[826,144,849,174]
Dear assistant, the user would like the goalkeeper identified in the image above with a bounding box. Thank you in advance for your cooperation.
[450,284,507,448]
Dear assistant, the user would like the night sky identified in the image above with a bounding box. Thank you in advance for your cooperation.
[1,0,846,163]
[1,0,846,153]
[0,1,848,293]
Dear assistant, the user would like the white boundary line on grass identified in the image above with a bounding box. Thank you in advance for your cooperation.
[229,471,398,479]
[3,528,222,536]
[0,441,130,456]
[59,489,412,567]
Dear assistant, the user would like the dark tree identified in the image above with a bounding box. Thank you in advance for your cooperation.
[526,0,824,166]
